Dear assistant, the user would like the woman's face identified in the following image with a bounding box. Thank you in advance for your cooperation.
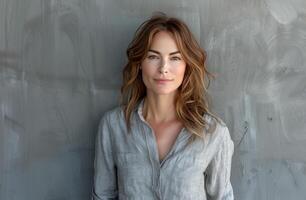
[140,31,186,96]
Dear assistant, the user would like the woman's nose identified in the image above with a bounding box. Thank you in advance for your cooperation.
[159,59,168,74]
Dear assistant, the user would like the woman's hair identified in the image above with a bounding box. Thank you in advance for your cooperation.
[120,12,222,143]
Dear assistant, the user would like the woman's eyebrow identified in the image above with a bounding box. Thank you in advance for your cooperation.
[148,49,181,55]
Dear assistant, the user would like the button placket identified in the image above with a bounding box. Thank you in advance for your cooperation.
[136,98,191,199]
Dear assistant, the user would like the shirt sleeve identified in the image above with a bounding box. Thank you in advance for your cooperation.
[92,113,119,200]
[205,126,235,200]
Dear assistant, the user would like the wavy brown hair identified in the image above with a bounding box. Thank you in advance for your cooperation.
[120,12,222,143]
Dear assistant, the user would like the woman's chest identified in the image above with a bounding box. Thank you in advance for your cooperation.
[150,120,184,162]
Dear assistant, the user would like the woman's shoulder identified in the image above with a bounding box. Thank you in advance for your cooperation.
[203,113,226,130]
[100,105,125,123]
[203,113,232,144]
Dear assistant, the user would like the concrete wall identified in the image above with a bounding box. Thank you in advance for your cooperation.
[1,0,306,199]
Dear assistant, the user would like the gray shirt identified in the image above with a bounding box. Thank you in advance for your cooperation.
[92,99,234,200]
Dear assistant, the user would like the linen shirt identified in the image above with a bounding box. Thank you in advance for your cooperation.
[92,99,234,200]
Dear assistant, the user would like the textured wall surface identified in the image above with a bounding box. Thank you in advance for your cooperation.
[1,0,306,200]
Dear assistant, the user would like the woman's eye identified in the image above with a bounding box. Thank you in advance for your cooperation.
[171,57,181,61]
[148,55,159,59]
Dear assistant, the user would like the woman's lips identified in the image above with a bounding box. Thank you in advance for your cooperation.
[154,78,173,84]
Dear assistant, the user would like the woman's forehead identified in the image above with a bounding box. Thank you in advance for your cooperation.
[149,31,180,54]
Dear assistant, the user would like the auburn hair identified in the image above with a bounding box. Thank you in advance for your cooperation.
[119,12,222,143]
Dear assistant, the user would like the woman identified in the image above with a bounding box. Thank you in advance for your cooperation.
[92,13,234,200]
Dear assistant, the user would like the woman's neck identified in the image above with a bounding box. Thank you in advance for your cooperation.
[143,94,177,124]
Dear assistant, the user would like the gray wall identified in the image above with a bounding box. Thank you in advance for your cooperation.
[1,0,306,199]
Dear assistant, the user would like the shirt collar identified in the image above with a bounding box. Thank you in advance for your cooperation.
[136,97,191,141]
[136,98,146,122]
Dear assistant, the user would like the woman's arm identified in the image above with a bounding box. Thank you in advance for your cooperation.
[92,113,118,200]
[205,126,235,200]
